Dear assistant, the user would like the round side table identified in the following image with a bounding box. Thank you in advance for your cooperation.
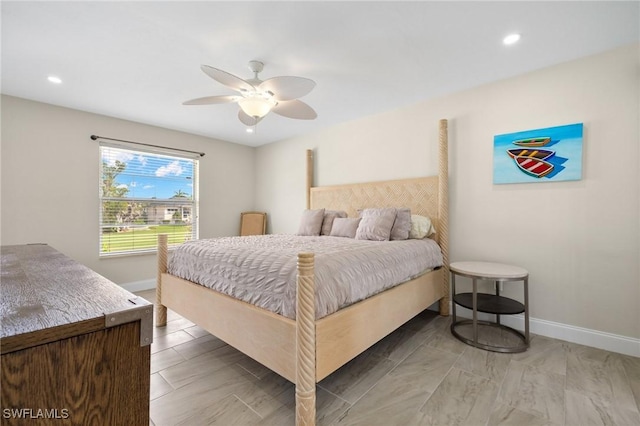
[450,261,529,353]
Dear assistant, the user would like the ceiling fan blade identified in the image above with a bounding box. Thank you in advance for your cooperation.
[201,65,254,92]
[182,95,241,105]
[259,76,315,101]
[238,109,263,126]
[272,100,317,120]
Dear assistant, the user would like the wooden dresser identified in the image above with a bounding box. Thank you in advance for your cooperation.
[1,244,152,425]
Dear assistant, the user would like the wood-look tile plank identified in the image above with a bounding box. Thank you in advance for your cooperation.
[150,373,173,401]
[175,394,262,426]
[183,324,212,339]
[150,367,252,425]
[151,348,185,375]
[412,367,500,425]
[171,334,228,360]
[235,352,277,380]
[398,310,443,337]
[151,330,195,354]
[564,341,622,362]
[236,369,351,426]
[566,351,638,412]
[369,325,433,363]
[159,344,249,390]
[498,360,565,425]
[621,354,640,413]
[317,349,396,404]
[234,370,294,418]
[510,334,568,376]
[315,386,353,426]
[257,409,295,426]
[402,310,450,334]
[335,388,428,426]
[334,365,434,426]
[153,317,196,337]
[487,402,558,426]
[454,345,511,383]
[423,328,469,356]
[565,388,640,426]
[388,344,460,393]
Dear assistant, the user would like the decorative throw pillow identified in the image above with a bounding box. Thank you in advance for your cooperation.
[321,210,348,236]
[329,217,361,238]
[409,214,435,239]
[390,207,411,240]
[355,208,397,241]
[297,208,325,236]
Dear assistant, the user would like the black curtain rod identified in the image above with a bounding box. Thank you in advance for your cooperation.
[90,135,205,157]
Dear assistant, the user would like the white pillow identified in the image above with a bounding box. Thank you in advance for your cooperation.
[355,208,397,241]
[409,214,435,239]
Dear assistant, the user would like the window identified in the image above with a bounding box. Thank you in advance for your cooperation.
[99,142,199,256]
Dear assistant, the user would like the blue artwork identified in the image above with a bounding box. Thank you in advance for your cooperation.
[493,123,583,184]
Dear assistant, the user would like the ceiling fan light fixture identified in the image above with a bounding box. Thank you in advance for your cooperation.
[238,95,277,118]
[185,60,317,128]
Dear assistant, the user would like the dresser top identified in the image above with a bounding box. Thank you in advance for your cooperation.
[1,244,151,352]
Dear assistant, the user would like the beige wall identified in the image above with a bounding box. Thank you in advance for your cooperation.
[255,44,640,340]
[1,95,255,284]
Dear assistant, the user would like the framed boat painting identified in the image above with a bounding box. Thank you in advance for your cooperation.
[493,123,583,184]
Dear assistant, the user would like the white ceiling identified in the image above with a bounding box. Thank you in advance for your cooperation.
[2,1,638,147]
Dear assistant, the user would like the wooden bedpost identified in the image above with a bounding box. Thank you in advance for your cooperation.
[306,149,313,209]
[156,233,168,326]
[296,252,316,426]
[438,119,450,316]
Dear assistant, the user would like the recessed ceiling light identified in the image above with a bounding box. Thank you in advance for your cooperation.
[47,76,62,84]
[503,33,521,46]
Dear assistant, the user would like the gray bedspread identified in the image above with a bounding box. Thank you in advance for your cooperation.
[168,234,443,319]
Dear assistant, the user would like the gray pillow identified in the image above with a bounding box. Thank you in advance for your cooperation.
[321,210,348,236]
[329,217,361,238]
[355,208,397,241]
[297,208,325,236]
[390,208,411,240]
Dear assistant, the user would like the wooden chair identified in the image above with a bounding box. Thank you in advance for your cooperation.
[239,211,267,236]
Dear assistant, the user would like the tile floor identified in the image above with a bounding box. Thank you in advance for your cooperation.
[136,290,640,426]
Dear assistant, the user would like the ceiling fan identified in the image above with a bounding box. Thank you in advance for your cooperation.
[183,60,317,127]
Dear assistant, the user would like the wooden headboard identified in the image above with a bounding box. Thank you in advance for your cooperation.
[310,176,440,234]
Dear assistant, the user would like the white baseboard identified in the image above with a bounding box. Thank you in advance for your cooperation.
[120,278,156,293]
[452,305,640,358]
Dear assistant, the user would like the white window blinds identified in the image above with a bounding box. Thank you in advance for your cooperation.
[99,142,199,256]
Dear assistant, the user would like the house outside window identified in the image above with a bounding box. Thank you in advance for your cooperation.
[99,142,199,256]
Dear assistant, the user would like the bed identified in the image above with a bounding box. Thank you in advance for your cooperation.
[155,119,450,426]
